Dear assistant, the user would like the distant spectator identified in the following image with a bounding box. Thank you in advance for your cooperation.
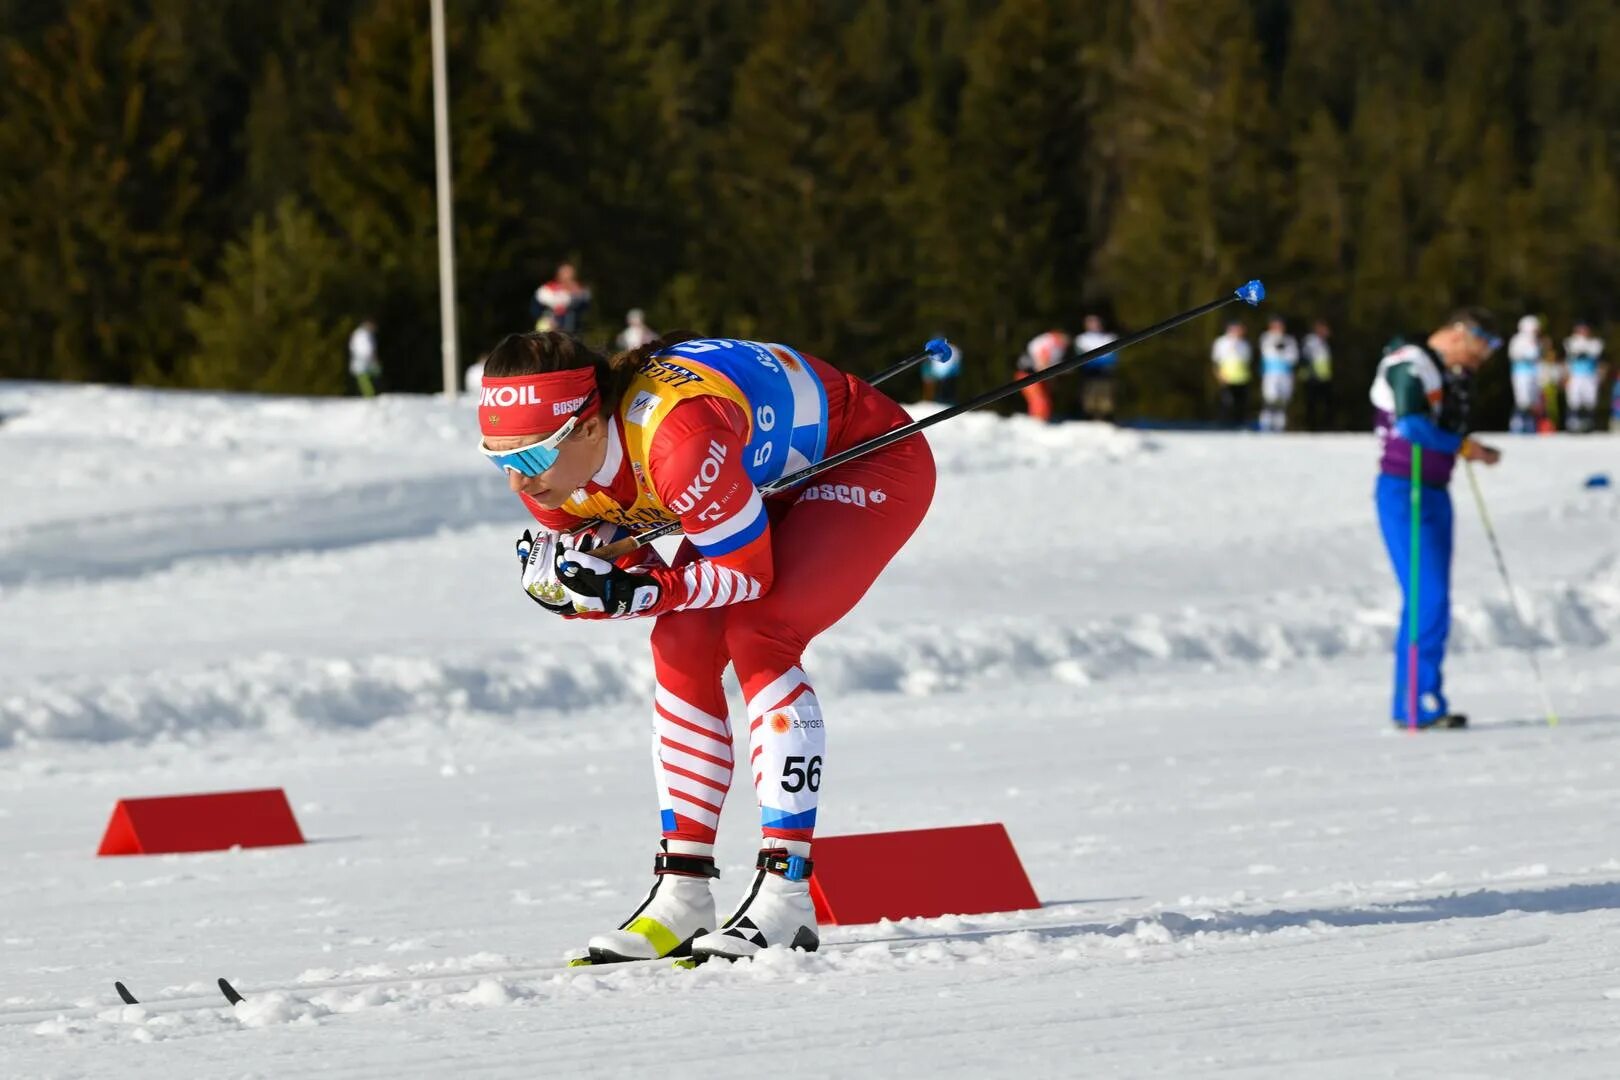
[1507,315,1542,433]
[1074,314,1119,422]
[921,337,962,406]
[1211,321,1252,428]
[1563,321,1606,433]
[1301,319,1333,431]
[1017,330,1069,423]
[616,308,657,353]
[1368,308,1503,729]
[349,318,380,398]
[464,353,487,396]
[1258,316,1300,432]
[531,262,592,333]
[1537,324,1566,432]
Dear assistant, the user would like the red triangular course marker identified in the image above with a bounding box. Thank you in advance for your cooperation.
[97,803,143,857]
[808,822,1040,926]
[96,788,305,856]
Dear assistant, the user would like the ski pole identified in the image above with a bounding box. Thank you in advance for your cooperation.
[865,338,951,388]
[561,338,950,544]
[1464,458,1559,726]
[590,280,1267,561]
[1408,447,1422,732]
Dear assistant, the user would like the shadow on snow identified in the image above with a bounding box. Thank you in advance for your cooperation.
[848,879,1620,951]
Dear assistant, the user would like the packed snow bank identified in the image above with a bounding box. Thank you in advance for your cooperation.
[4,556,1614,747]
[0,387,1153,588]
[0,382,476,530]
[3,381,1616,748]
[5,381,1620,1078]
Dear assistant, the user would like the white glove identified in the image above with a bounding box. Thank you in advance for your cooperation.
[517,529,573,616]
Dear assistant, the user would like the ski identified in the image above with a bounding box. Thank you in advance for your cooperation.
[565,956,610,968]
[572,951,718,970]
[93,908,1101,1016]
[566,949,690,968]
[111,978,244,1007]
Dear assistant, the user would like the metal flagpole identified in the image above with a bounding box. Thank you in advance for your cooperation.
[430,0,460,398]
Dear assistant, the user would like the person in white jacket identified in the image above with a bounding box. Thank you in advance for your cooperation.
[616,309,657,353]
[1507,315,1543,433]
[349,319,380,397]
[1258,317,1300,432]
[1563,322,1606,433]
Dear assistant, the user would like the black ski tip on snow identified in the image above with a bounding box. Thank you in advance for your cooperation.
[114,981,139,1005]
[218,977,244,1005]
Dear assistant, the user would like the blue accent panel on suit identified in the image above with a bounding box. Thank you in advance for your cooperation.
[1393,414,1465,454]
[760,806,818,831]
[690,499,769,557]
[654,339,830,488]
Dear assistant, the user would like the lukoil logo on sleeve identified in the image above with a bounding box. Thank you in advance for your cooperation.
[668,440,729,515]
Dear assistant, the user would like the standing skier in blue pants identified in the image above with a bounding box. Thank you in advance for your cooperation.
[1369,310,1503,729]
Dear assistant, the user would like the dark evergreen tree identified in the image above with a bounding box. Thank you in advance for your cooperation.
[1098,0,1277,419]
[479,0,683,351]
[182,199,350,393]
[920,0,1095,399]
[0,0,1613,430]
[0,0,200,383]
[689,2,911,360]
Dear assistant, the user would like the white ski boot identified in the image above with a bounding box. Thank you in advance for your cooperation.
[690,847,819,962]
[579,845,717,964]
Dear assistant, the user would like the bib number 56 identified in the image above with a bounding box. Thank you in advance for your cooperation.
[780,755,822,793]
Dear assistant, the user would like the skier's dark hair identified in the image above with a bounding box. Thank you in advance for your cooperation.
[482,329,703,408]
[1446,306,1499,339]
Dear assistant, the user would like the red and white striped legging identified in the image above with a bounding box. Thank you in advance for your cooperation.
[648,430,935,847]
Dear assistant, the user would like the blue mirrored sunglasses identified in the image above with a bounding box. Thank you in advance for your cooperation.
[1466,324,1502,354]
[479,389,596,477]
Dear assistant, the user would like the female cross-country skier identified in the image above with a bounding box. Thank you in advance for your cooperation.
[476,330,935,963]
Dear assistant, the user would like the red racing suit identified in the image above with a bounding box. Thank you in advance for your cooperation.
[523,339,936,847]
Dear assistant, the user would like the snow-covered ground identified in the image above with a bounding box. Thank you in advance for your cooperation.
[2,379,1618,1079]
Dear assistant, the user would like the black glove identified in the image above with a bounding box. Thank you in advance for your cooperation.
[554,541,661,618]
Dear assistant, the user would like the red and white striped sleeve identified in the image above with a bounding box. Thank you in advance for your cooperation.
[643,397,774,613]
